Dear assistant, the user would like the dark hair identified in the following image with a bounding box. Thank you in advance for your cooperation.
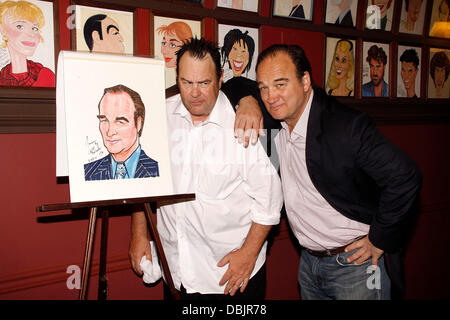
[255,44,313,84]
[83,14,107,52]
[366,45,387,65]
[405,0,409,11]
[221,29,255,74]
[430,51,450,83]
[400,49,420,68]
[99,84,146,137]
[176,37,222,83]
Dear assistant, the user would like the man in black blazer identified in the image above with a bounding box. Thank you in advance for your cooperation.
[229,44,421,299]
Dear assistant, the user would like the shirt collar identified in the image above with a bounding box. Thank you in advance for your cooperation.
[281,89,314,139]
[338,8,351,23]
[111,144,141,178]
[172,90,230,128]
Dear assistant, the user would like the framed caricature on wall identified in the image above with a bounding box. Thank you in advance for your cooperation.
[73,4,133,55]
[153,15,201,89]
[325,0,359,27]
[272,0,314,21]
[428,48,450,99]
[428,0,450,38]
[216,0,259,12]
[397,45,421,98]
[325,37,356,97]
[361,41,390,98]
[398,0,427,35]
[0,0,56,87]
[217,23,259,83]
[365,0,395,31]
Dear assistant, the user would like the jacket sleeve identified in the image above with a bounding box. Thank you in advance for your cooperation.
[221,77,260,110]
[351,113,422,253]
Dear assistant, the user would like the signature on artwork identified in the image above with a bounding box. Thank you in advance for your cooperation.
[86,136,104,162]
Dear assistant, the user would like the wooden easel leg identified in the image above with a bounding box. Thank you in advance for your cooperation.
[98,209,109,300]
[143,202,180,300]
[79,207,97,300]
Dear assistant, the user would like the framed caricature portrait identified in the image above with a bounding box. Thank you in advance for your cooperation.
[57,51,173,202]
[428,48,450,99]
[365,0,395,31]
[272,0,314,21]
[325,37,355,97]
[153,15,201,89]
[398,0,427,35]
[218,23,259,83]
[397,45,421,98]
[361,41,390,98]
[325,0,359,27]
[0,0,55,88]
[216,0,259,12]
[428,0,450,38]
[74,5,133,55]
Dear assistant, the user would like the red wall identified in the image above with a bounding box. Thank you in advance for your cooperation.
[0,0,449,300]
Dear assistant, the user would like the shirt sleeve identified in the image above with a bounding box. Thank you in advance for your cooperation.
[241,139,283,226]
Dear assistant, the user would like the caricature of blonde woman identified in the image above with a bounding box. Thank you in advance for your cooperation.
[0,1,54,87]
[327,39,354,96]
[157,21,193,69]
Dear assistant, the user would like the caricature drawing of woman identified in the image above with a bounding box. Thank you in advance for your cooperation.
[221,29,255,79]
[0,0,54,87]
[157,21,193,69]
[327,39,354,96]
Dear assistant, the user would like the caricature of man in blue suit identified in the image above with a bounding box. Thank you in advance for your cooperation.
[84,84,159,180]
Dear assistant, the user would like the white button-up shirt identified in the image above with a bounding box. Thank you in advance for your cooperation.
[275,90,369,251]
[158,91,283,294]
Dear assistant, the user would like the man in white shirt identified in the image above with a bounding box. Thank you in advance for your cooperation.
[128,38,282,300]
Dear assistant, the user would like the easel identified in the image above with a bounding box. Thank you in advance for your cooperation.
[36,194,195,300]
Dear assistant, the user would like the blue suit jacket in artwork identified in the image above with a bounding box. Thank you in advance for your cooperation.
[84,148,159,181]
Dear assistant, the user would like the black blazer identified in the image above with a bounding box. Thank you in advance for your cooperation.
[223,79,422,254]
[304,87,422,253]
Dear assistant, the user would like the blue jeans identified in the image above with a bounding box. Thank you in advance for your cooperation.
[298,249,391,300]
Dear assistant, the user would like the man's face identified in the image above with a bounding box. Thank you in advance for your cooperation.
[257,52,311,130]
[228,39,250,77]
[177,53,222,123]
[407,0,423,23]
[97,92,141,162]
[161,31,183,68]
[434,66,447,88]
[93,17,125,54]
[369,58,385,86]
[401,61,418,90]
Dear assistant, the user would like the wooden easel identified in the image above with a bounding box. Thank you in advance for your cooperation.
[36,194,194,300]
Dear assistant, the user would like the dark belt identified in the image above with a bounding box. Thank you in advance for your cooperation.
[304,235,366,258]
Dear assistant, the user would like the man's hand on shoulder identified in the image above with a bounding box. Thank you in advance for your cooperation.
[234,96,265,148]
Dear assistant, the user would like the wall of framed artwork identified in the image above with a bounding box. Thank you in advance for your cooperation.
[0,0,448,132]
